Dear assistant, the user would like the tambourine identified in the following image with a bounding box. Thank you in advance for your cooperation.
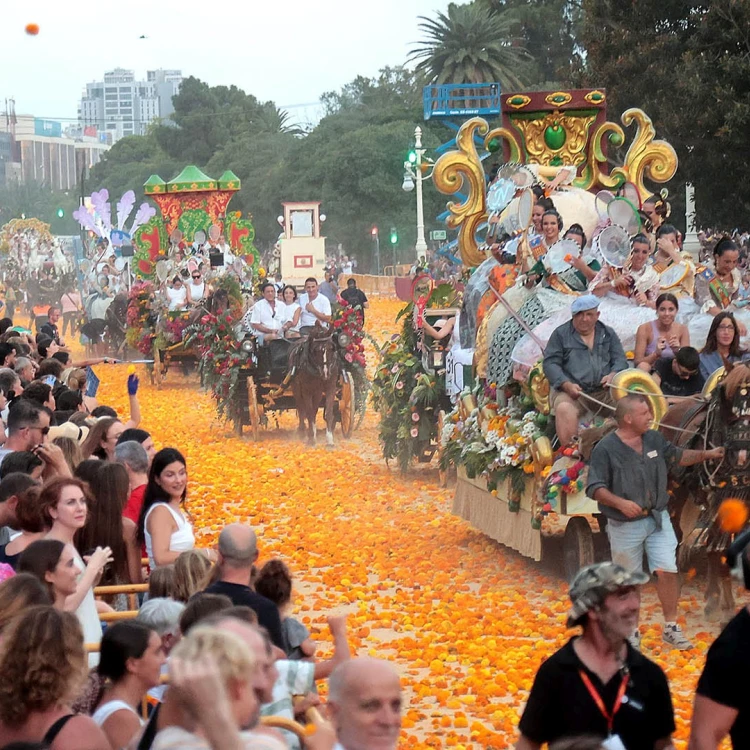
[193,230,207,246]
[411,273,434,304]
[544,239,581,275]
[497,188,533,235]
[658,262,690,289]
[487,179,517,214]
[597,225,632,268]
[618,181,642,209]
[496,163,535,189]
[608,197,641,235]
[594,190,615,221]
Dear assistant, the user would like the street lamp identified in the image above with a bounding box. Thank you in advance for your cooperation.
[402,126,433,260]
[371,226,380,275]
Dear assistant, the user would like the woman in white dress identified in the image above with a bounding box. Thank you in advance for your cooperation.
[40,478,114,666]
[166,276,187,311]
[137,448,215,569]
[279,285,302,339]
[186,269,206,304]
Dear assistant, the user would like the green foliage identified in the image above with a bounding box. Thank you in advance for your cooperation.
[0,181,80,234]
[408,3,532,87]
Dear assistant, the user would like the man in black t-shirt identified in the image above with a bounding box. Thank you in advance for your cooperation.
[651,347,704,401]
[690,533,750,749]
[340,278,368,324]
[39,305,64,346]
[517,562,675,750]
[203,523,285,649]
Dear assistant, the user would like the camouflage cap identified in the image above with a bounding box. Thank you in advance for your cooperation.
[566,562,649,627]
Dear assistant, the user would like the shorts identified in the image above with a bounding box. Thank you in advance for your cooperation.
[550,387,611,418]
[606,510,678,574]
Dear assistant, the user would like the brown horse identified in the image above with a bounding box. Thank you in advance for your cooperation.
[660,362,750,621]
[290,323,339,447]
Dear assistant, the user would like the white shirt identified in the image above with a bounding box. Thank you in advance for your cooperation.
[279,302,301,331]
[188,281,205,301]
[166,286,187,310]
[144,503,195,569]
[298,292,331,329]
[250,298,283,343]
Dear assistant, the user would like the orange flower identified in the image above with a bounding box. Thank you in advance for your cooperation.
[717,498,749,533]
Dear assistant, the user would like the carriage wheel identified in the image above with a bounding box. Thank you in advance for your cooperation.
[246,376,261,442]
[338,371,355,438]
[563,517,595,582]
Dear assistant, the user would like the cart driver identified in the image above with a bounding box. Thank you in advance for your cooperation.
[250,282,283,344]
[542,294,628,447]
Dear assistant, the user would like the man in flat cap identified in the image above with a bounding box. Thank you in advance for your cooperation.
[543,294,628,447]
[516,562,675,750]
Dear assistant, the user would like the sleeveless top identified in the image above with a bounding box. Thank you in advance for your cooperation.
[144,502,195,568]
[92,699,142,727]
[72,547,102,667]
[645,320,676,359]
[188,281,205,302]
[166,286,187,310]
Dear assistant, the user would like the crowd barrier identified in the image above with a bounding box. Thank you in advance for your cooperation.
[335,273,400,296]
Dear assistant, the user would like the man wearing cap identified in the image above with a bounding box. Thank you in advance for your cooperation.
[543,294,628,447]
[516,562,675,750]
[587,393,724,650]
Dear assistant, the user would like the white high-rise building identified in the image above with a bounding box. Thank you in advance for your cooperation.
[78,68,183,143]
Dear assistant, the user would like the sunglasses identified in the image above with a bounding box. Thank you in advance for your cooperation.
[192,275,201,279]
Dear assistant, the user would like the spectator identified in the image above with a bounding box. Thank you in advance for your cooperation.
[18,539,80,609]
[328,657,402,750]
[60,286,82,339]
[0,449,43,479]
[117,427,156,463]
[0,342,17,368]
[56,388,86,414]
[516,562,675,750]
[93,621,165,748]
[116,440,149,524]
[0,573,51,635]
[256,558,315,660]
[81,417,125,460]
[41,477,114,663]
[0,471,38,546]
[204,523,284,649]
[148,565,177,600]
[0,606,110,748]
[173,550,212,603]
[51,435,84,472]
[0,399,51,465]
[136,597,185,658]
[0,367,22,403]
[0,475,44,567]
[179,592,233,635]
[651,346,705,403]
[80,461,142,585]
[40,305,63,345]
[14,356,34,386]
[20,380,56,412]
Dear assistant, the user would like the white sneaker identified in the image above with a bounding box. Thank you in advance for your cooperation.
[663,623,693,650]
[628,629,641,651]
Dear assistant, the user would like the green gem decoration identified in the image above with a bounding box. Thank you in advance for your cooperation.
[487,137,501,153]
[544,122,567,151]
[589,92,603,103]
[509,96,526,106]
[550,156,564,166]
[549,94,567,104]
[609,131,624,147]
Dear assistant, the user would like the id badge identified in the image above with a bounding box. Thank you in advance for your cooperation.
[602,736,626,750]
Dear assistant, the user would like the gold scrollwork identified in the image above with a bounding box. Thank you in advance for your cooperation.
[432,117,491,267]
[609,108,679,199]
[584,121,626,192]
[484,127,522,164]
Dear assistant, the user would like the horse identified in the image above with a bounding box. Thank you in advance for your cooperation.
[289,323,339,447]
[660,362,750,621]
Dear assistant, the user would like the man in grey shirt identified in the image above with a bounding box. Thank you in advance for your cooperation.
[586,393,724,650]
[543,294,628,446]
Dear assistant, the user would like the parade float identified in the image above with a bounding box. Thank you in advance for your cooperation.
[377,88,696,577]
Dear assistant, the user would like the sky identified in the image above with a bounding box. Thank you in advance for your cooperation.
[2,0,453,127]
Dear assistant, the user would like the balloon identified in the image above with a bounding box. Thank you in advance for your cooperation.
[25,23,40,35]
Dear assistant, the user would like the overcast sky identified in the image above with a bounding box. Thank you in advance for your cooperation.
[2,0,452,126]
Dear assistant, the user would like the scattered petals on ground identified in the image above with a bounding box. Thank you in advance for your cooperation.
[93,296,726,749]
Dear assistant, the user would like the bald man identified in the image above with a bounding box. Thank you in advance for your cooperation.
[204,523,284,648]
[328,658,402,750]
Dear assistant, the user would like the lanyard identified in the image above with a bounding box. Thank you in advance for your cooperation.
[579,670,629,734]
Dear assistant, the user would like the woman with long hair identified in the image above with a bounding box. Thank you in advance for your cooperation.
[700,311,748,379]
[81,417,125,461]
[40,477,113,663]
[280,285,302,338]
[0,573,51,636]
[52,436,84,472]
[81,461,142,585]
[0,476,45,568]
[18,539,79,609]
[635,293,690,371]
[137,448,211,569]
[92,621,165,748]
[173,549,212,603]
[0,606,110,748]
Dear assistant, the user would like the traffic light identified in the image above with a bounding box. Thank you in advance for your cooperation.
[56,208,64,218]
[407,149,417,164]
[371,226,378,237]
[390,227,398,245]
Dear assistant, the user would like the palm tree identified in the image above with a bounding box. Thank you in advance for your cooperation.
[408,3,530,89]
[257,103,306,137]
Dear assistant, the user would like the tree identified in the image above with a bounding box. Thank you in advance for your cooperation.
[0,181,79,234]
[408,3,531,87]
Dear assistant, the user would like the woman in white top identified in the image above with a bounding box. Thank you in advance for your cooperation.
[280,285,302,338]
[166,276,188,311]
[93,621,165,749]
[187,269,206,304]
[37,477,114,665]
[138,448,215,569]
